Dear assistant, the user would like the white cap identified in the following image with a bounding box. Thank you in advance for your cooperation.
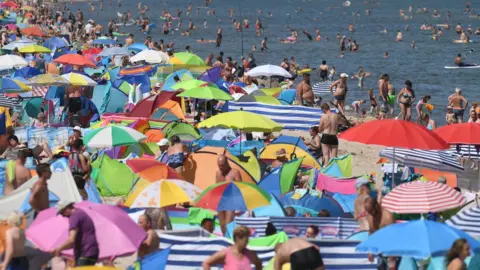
[157,138,170,146]
[340,73,349,78]
[56,200,75,215]
[455,87,461,93]
[155,82,162,88]
[73,126,82,132]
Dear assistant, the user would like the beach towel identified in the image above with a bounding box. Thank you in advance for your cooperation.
[188,207,215,225]
[6,160,15,183]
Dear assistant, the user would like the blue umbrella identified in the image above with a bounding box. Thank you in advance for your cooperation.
[128,43,148,52]
[356,220,480,259]
[93,38,117,45]
[14,66,41,79]
[43,37,69,50]
[98,47,131,57]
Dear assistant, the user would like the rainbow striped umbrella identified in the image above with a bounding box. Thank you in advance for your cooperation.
[194,181,271,211]
[118,65,153,76]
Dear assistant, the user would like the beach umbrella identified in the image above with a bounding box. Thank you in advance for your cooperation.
[0,78,31,93]
[83,47,103,56]
[72,267,118,270]
[435,122,480,145]
[356,220,480,259]
[198,66,222,83]
[2,40,34,51]
[197,111,283,132]
[446,207,480,239]
[246,64,292,78]
[21,26,46,37]
[237,94,281,105]
[128,43,148,52]
[98,47,131,57]
[118,64,153,76]
[177,86,233,101]
[162,69,194,91]
[19,44,51,53]
[13,66,41,79]
[125,158,180,182]
[28,74,69,86]
[125,180,200,208]
[130,49,169,64]
[54,54,96,67]
[381,181,465,214]
[83,126,146,148]
[194,181,271,211]
[0,55,27,70]
[379,148,464,173]
[171,79,208,90]
[61,72,98,86]
[339,119,449,187]
[26,201,147,260]
[169,52,205,66]
[5,24,17,30]
[43,36,69,50]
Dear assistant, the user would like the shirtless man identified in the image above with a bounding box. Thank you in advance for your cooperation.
[125,34,134,47]
[318,103,345,165]
[215,155,242,235]
[29,164,52,218]
[274,238,324,270]
[354,179,372,231]
[4,151,32,195]
[448,88,468,123]
[365,197,396,267]
[296,73,314,106]
[1,212,28,270]
[329,73,348,114]
[137,214,160,258]
[378,74,390,110]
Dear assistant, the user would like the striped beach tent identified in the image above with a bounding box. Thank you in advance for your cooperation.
[447,145,480,159]
[446,207,480,239]
[159,232,376,270]
[234,216,359,239]
[312,81,332,95]
[379,148,464,173]
[227,101,327,130]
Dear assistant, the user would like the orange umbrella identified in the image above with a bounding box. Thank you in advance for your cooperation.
[54,54,96,67]
[21,26,46,37]
[126,158,181,181]
[145,129,165,143]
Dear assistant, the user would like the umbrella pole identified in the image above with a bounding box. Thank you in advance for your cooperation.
[392,148,396,188]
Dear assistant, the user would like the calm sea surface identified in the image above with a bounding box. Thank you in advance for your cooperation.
[69,0,480,123]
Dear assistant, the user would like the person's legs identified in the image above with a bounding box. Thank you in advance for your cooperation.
[338,100,345,114]
[7,256,29,270]
[321,143,330,166]
[405,106,412,121]
[399,103,406,120]
[331,145,339,159]
[217,211,227,235]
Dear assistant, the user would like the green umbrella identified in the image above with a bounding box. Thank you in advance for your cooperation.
[177,86,233,101]
[169,52,206,66]
[171,79,208,90]
[83,126,146,148]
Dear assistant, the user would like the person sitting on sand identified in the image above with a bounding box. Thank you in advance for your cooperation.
[303,126,321,158]
[272,149,289,169]
[203,226,262,270]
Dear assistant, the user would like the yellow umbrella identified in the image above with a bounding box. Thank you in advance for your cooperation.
[61,72,98,86]
[125,179,200,208]
[19,44,51,53]
[197,111,283,132]
[28,74,69,86]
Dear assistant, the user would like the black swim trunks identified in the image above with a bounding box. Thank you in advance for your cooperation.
[321,134,339,146]
[290,246,324,270]
[334,95,345,101]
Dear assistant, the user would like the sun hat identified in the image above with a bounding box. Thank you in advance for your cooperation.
[56,200,75,215]
[340,73,349,78]
[275,148,287,157]
[157,138,170,146]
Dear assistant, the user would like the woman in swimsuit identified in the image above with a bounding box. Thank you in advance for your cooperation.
[368,89,378,115]
[303,126,322,158]
[396,80,416,121]
[166,135,189,176]
[420,113,437,130]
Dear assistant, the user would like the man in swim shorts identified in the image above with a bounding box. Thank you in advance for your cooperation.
[318,103,345,165]
[329,73,348,114]
[296,73,314,106]
[378,74,390,112]
[274,238,324,270]
[448,88,468,123]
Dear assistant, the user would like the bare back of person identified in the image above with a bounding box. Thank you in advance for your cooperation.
[354,194,371,231]
[216,167,242,183]
[6,227,26,257]
[319,112,341,165]
[138,229,160,258]
[29,180,49,214]
[4,164,31,195]
[275,238,324,270]
[167,143,184,155]
[449,94,465,110]
[368,208,395,232]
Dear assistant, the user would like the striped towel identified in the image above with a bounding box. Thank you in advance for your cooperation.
[234,216,360,239]
[0,95,22,110]
[447,145,480,159]
[227,102,326,131]
[312,81,333,95]
[159,233,376,270]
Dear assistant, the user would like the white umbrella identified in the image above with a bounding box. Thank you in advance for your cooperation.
[0,55,28,70]
[2,40,35,51]
[246,64,292,78]
[130,49,169,64]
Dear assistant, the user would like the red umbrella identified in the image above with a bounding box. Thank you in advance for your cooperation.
[53,54,96,67]
[338,119,449,150]
[381,181,465,214]
[434,122,480,145]
[21,26,46,37]
[83,47,103,55]
[2,1,18,8]
[126,158,181,181]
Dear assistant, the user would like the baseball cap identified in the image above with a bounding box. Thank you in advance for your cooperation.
[55,200,75,215]
[340,73,349,78]
[157,138,170,146]
[73,126,81,132]
[355,177,371,189]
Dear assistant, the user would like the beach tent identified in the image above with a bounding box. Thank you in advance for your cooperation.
[0,170,82,219]
[280,189,349,217]
[44,86,66,106]
[150,100,185,122]
[258,158,303,197]
[253,194,286,217]
[128,92,181,118]
[92,155,138,197]
[162,121,201,141]
[276,89,296,104]
[92,84,128,114]
[162,69,194,91]
[321,154,353,178]
[259,137,321,169]
[316,173,358,195]
[183,148,256,189]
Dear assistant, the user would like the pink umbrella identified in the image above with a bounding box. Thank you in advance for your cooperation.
[26,201,146,260]
[5,24,17,30]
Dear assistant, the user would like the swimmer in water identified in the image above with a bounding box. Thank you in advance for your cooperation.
[349,24,355,32]
[384,52,389,59]
[396,30,403,41]
[411,40,416,49]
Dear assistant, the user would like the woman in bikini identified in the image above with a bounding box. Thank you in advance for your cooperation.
[396,80,416,121]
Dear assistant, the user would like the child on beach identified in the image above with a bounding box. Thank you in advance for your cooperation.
[352,100,366,116]
[368,89,378,115]
[446,106,457,124]
[387,83,396,115]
